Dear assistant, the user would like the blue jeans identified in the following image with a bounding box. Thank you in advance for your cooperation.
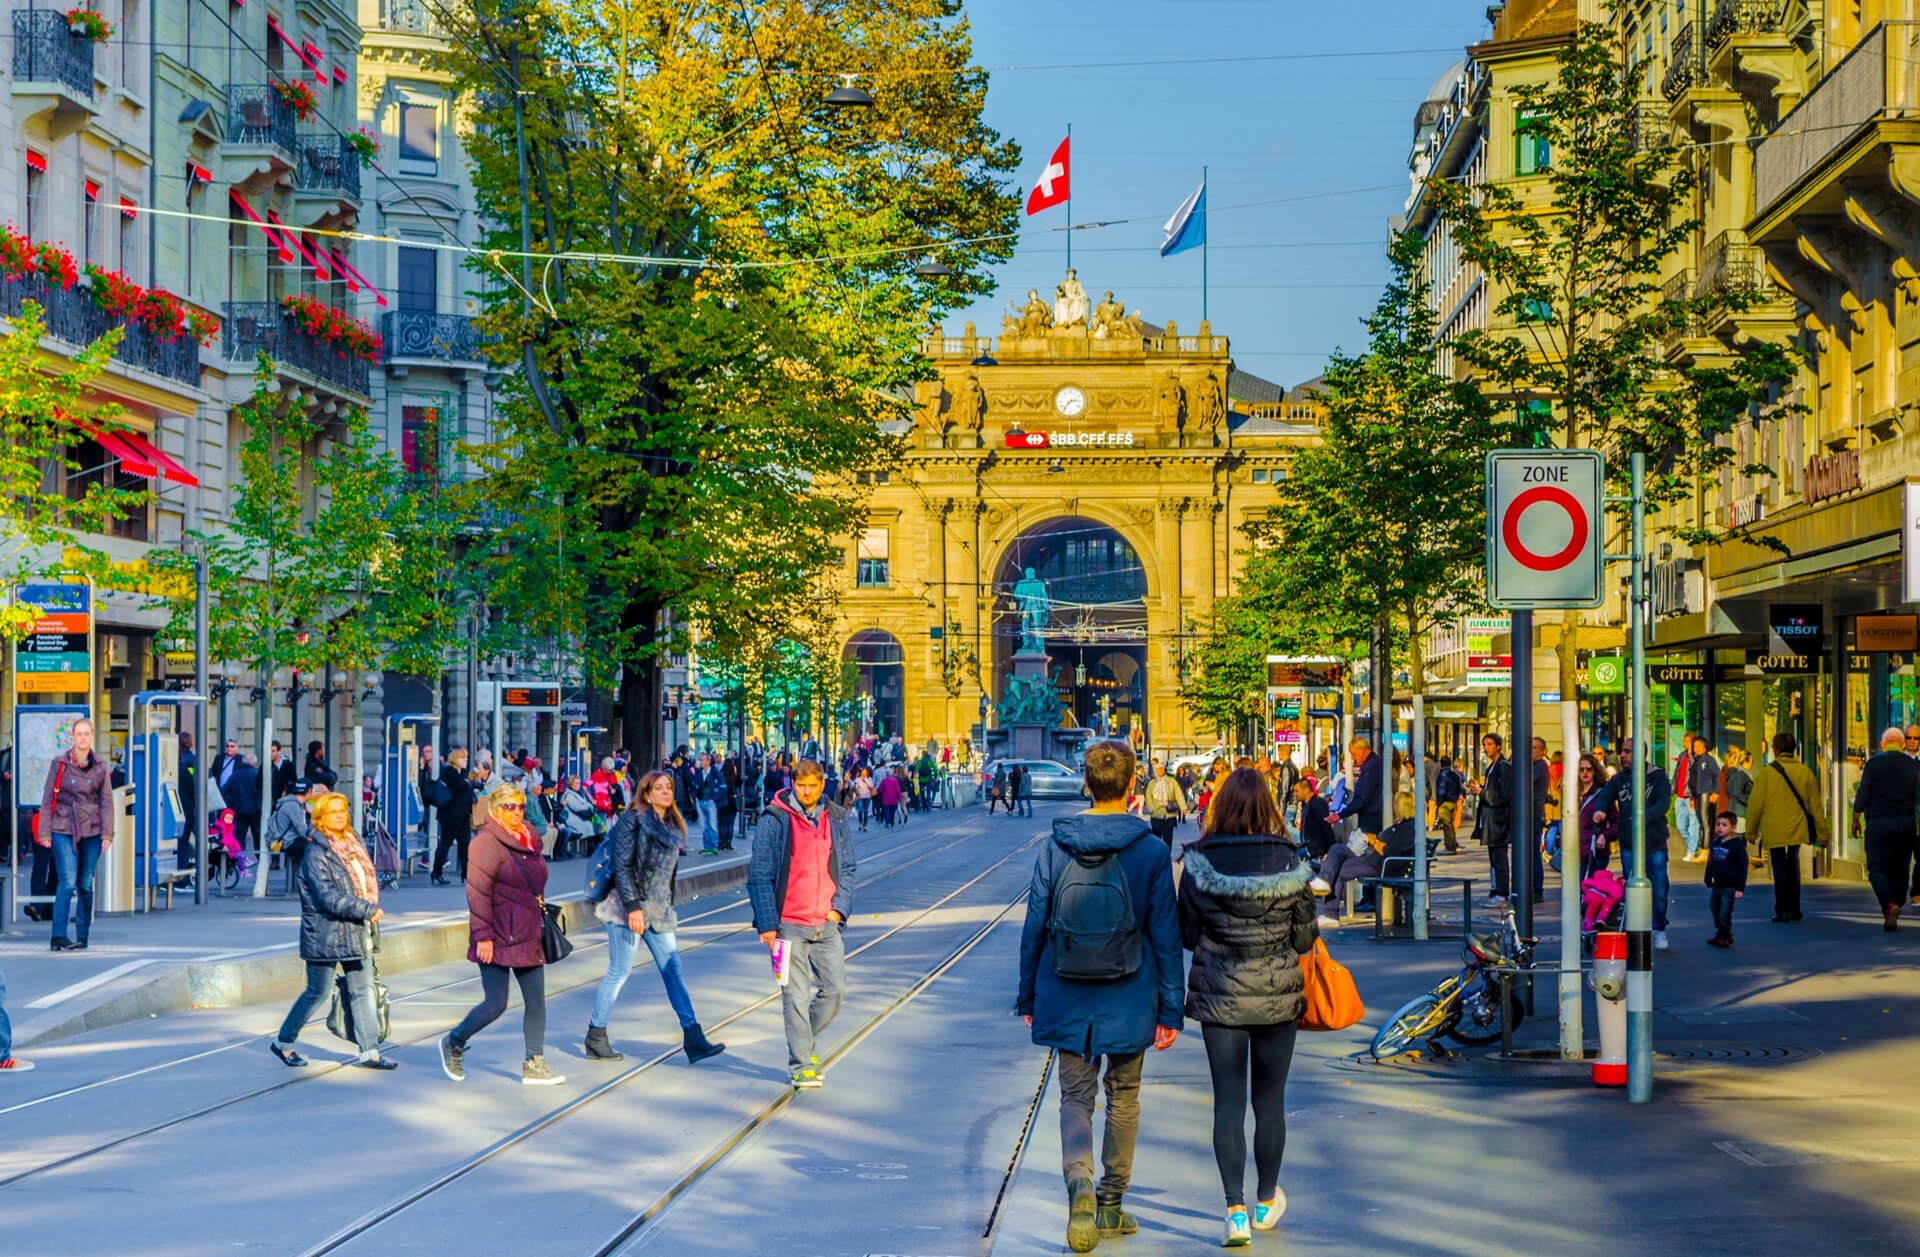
[696,800,719,850]
[1675,801,1701,857]
[591,922,698,1030]
[1618,840,1670,931]
[0,964,12,1060]
[277,959,379,1056]
[51,833,102,943]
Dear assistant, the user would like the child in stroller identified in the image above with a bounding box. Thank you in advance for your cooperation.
[1580,866,1625,952]
[206,807,254,891]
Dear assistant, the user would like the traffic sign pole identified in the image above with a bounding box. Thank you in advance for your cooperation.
[1626,451,1653,1103]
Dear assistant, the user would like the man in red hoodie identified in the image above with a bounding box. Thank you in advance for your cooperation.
[748,760,857,1089]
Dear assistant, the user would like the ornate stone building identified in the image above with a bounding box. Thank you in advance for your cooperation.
[829,271,1315,756]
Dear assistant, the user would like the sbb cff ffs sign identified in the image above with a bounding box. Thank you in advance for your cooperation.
[1485,450,1605,609]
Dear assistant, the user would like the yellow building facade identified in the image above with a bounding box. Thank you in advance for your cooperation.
[830,273,1314,756]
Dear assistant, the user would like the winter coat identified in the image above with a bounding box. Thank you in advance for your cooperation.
[1176,832,1318,1027]
[1017,811,1182,1057]
[876,774,903,807]
[266,794,313,863]
[296,838,377,962]
[39,750,115,839]
[1297,794,1338,859]
[1703,837,1749,892]
[219,758,261,818]
[1745,755,1831,852]
[1577,785,1618,863]
[1723,766,1753,819]
[1142,773,1187,821]
[747,789,857,934]
[560,788,599,836]
[610,807,681,932]
[1593,763,1672,850]
[1472,757,1514,846]
[432,764,475,838]
[304,752,339,790]
[1345,753,1383,834]
[464,818,551,968]
[1854,750,1920,840]
[269,756,296,804]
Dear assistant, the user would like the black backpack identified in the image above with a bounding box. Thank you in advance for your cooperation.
[1046,843,1143,982]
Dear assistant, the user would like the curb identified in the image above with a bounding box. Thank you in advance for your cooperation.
[18,855,752,1049]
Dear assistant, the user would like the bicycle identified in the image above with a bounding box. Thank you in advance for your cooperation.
[1369,902,1534,1060]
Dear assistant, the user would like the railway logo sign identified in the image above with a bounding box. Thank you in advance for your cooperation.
[1485,449,1605,609]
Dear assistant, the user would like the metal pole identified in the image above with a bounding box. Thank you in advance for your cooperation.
[1512,609,1534,952]
[1626,451,1653,1103]
[1412,693,1429,941]
[194,545,209,906]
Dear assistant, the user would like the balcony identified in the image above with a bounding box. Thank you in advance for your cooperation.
[11,9,97,136]
[225,84,297,160]
[223,301,371,398]
[294,132,362,202]
[1704,0,1806,120]
[1753,23,1920,221]
[380,310,487,364]
[1705,0,1792,52]
[1661,24,1699,103]
[0,271,203,388]
[377,0,450,38]
[1696,229,1797,344]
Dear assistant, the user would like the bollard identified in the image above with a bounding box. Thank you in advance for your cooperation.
[1590,931,1627,1087]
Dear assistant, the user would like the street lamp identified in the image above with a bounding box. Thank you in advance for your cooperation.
[824,74,874,107]
[914,257,955,279]
[318,669,351,766]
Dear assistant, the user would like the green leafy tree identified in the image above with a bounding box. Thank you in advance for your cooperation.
[0,303,149,636]
[435,0,1021,767]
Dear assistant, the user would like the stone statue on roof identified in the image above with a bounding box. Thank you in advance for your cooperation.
[1053,269,1090,329]
[1016,289,1053,338]
[1091,290,1138,340]
[1193,370,1226,431]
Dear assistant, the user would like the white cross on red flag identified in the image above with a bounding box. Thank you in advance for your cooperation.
[1025,136,1070,215]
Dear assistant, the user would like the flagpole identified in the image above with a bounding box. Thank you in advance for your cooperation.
[1201,164,1208,323]
[1066,122,1073,272]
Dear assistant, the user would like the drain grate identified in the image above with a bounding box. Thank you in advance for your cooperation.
[1659,1044,1818,1063]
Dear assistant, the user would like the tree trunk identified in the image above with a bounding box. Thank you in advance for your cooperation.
[615,596,664,770]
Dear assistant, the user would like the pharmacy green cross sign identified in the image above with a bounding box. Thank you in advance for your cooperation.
[1587,655,1626,696]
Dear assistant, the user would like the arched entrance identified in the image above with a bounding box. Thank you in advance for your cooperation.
[995,518,1150,744]
[844,630,905,743]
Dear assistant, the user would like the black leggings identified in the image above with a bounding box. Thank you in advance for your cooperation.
[1201,1021,1300,1208]
[451,963,546,1058]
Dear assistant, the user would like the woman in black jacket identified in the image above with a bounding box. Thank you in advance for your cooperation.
[584,770,725,1063]
[1178,768,1317,1245]
[270,792,393,1069]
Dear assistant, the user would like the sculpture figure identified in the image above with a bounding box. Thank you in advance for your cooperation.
[1192,370,1226,431]
[1010,566,1052,653]
[1154,372,1187,430]
[1053,269,1090,328]
[948,370,986,432]
[1091,290,1136,339]
[997,668,1061,726]
[1016,289,1053,338]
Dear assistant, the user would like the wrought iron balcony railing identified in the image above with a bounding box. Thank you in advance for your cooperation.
[11,9,94,99]
[0,272,201,388]
[1661,24,1700,102]
[380,310,487,362]
[225,84,297,154]
[222,301,371,396]
[294,132,362,201]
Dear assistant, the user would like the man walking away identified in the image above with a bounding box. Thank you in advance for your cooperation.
[1467,734,1513,906]
[1853,727,1919,931]
[1593,737,1673,948]
[1433,756,1463,852]
[1745,730,1829,925]
[428,749,476,886]
[1008,764,1026,820]
[1018,762,1035,818]
[748,760,855,1089]
[1142,758,1187,844]
[222,751,263,877]
[989,762,1010,816]
[1017,740,1182,1253]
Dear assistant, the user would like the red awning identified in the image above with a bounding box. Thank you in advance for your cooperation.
[85,426,159,478]
[265,15,291,46]
[327,248,361,293]
[25,150,47,172]
[328,249,388,308]
[229,190,295,264]
[332,66,347,85]
[119,198,138,220]
[117,430,199,488]
[267,210,331,281]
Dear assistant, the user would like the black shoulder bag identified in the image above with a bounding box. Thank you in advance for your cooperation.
[506,845,573,964]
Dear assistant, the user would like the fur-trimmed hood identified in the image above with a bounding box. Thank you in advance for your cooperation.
[1182,846,1313,901]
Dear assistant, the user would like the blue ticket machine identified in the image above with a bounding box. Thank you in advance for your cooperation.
[130,691,204,907]
[384,714,438,867]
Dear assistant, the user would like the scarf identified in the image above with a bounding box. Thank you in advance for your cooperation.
[328,831,379,905]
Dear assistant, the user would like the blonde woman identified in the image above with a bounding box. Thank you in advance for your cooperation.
[271,792,393,1069]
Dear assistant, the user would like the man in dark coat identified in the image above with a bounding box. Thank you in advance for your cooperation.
[222,754,264,867]
[1593,737,1673,948]
[1469,733,1513,904]
[176,732,198,876]
[1332,737,1384,839]
[1017,740,1181,1251]
[429,748,476,885]
[1291,778,1339,861]
[268,741,296,804]
[1854,726,1920,928]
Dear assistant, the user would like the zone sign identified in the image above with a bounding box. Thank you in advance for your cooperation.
[1485,449,1605,609]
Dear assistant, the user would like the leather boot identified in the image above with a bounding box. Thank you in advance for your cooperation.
[584,1023,623,1061]
[683,1023,726,1063]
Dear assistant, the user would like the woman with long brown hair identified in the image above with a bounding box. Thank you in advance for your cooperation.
[1178,767,1318,1244]
[585,770,725,1063]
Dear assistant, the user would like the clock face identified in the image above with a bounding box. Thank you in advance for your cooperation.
[1054,386,1087,418]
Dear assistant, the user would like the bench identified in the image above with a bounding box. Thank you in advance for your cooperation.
[144,868,196,911]
[1358,872,1476,941]
[1334,837,1446,918]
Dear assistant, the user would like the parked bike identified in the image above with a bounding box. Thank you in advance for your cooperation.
[1369,906,1533,1059]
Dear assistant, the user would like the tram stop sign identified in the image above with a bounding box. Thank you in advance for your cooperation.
[1485,449,1605,609]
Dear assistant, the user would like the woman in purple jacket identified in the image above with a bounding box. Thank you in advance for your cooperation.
[438,785,563,1086]
[38,718,116,951]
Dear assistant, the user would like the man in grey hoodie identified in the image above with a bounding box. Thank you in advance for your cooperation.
[1017,740,1182,1252]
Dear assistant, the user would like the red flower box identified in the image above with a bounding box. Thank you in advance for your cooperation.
[278,292,381,361]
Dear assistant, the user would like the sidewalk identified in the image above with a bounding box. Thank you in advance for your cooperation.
[991,842,1920,1256]
[0,843,755,1049]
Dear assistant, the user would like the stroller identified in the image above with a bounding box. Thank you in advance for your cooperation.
[1580,866,1626,954]
[206,807,254,893]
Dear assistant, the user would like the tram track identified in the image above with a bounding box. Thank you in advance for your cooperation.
[289,836,1042,1257]
[0,813,1020,1187]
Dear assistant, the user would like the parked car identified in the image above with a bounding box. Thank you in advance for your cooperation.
[979,758,1088,800]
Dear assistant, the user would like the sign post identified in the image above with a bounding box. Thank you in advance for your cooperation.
[1486,450,1606,1067]
[8,580,96,923]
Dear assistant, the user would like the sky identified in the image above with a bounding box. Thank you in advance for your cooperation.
[948,0,1492,392]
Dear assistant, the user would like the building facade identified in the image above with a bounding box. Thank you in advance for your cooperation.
[828,273,1313,758]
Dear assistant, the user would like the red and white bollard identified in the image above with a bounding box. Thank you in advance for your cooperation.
[1590,931,1627,1087]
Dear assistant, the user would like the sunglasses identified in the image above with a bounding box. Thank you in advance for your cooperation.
[496,802,525,811]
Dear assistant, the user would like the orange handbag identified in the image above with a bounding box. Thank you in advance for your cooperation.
[1297,936,1364,1032]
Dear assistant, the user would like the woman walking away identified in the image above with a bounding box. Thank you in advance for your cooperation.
[271,793,394,1069]
[1177,767,1317,1246]
[39,718,115,951]
[585,771,725,1063]
[440,785,565,1085]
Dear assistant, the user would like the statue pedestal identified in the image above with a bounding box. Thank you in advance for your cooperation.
[1007,650,1055,761]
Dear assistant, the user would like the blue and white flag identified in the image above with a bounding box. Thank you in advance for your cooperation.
[1159,181,1206,257]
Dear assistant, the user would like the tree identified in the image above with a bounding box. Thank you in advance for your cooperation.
[1185,233,1509,747]
[435,0,1022,768]
[0,302,148,636]
[1423,19,1797,748]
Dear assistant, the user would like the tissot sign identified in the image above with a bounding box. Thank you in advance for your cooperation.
[1004,430,1138,449]
[1485,450,1606,609]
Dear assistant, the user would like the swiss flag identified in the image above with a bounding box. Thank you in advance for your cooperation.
[1025,136,1070,216]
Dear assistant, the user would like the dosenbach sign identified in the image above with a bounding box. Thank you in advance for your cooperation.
[1485,450,1605,609]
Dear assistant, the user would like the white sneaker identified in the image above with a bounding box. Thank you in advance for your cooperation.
[0,1058,34,1073]
[1653,929,1670,951]
[1308,877,1331,895]
[1251,1187,1287,1230]
[1222,1207,1252,1247]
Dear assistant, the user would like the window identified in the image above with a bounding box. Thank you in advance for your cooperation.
[1515,108,1550,176]
[856,528,890,586]
[120,200,138,283]
[396,245,436,311]
[122,0,141,94]
[400,104,438,169]
[66,437,151,541]
[25,157,44,240]
[84,184,99,266]
[1251,468,1269,484]
[401,404,438,477]
[184,181,201,291]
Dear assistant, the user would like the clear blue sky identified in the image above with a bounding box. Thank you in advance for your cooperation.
[949,0,1489,392]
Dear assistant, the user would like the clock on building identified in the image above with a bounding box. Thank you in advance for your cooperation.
[1053,385,1087,418]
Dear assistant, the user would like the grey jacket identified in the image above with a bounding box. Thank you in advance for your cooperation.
[611,808,681,932]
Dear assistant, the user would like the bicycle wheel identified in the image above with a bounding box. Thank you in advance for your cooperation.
[1446,973,1524,1046]
[1370,994,1447,1060]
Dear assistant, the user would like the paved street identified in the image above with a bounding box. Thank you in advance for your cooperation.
[3,801,1919,1257]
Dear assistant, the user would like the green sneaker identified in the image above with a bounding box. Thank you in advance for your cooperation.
[1096,1203,1137,1236]
[791,1067,823,1089]
[1066,1177,1098,1253]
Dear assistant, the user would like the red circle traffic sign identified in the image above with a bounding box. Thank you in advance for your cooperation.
[1501,486,1588,572]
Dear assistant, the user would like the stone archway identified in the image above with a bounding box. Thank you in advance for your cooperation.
[844,629,905,744]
